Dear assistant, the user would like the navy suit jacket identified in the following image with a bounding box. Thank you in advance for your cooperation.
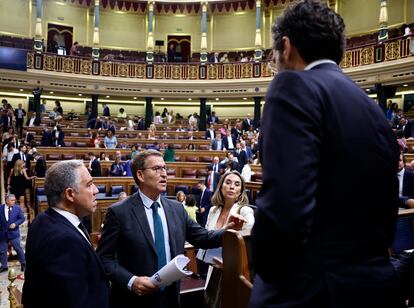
[0,204,24,241]
[197,188,212,227]
[250,63,400,308]
[22,208,109,308]
[96,193,224,308]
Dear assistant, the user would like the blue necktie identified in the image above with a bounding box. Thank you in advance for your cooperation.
[151,202,167,270]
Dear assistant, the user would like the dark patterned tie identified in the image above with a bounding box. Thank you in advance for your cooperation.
[151,202,167,270]
[78,222,91,244]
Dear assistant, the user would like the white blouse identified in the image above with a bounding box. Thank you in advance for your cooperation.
[205,203,255,232]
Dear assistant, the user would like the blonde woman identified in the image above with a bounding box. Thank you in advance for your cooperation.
[8,159,35,210]
[204,170,254,308]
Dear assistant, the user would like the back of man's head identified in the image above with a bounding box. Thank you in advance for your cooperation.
[272,0,345,64]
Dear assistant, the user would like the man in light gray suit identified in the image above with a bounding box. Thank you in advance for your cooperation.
[97,150,245,308]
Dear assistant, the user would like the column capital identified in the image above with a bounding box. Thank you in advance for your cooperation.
[256,0,261,8]
[95,0,99,5]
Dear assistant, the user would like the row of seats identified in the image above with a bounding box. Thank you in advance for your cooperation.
[0,35,33,50]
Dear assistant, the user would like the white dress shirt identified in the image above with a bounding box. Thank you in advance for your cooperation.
[51,207,91,244]
[398,169,405,197]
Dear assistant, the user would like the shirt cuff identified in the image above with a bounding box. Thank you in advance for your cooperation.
[127,275,137,291]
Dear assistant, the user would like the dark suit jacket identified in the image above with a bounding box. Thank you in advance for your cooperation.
[52,130,65,147]
[250,63,400,308]
[90,158,102,177]
[41,130,53,146]
[207,115,219,124]
[96,193,224,308]
[25,116,41,126]
[0,204,24,241]
[205,129,215,140]
[211,139,224,151]
[11,152,30,170]
[197,188,212,227]
[242,118,254,132]
[399,170,414,207]
[22,208,109,308]
[205,171,221,191]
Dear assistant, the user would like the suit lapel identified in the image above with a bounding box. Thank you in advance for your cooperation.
[130,193,157,254]
[45,208,108,276]
[161,197,177,257]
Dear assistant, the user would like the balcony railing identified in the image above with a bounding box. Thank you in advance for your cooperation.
[26,35,414,80]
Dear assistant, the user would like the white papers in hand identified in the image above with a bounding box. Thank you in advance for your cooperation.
[149,254,192,287]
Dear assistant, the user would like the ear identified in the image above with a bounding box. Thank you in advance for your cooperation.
[136,170,145,183]
[281,36,292,62]
[64,187,76,203]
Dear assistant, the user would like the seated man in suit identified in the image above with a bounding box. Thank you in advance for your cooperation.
[96,149,246,308]
[209,156,223,174]
[22,160,110,308]
[0,194,25,272]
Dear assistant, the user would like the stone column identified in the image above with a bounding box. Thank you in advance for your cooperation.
[200,1,208,64]
[254,97,261,128]
[145,97,153,128]
[254,0,263,62]
[378,0,389,42]
[92,0,100,59]
[199,98,207,131]
[34,0,43,52]
[146,0,155,63]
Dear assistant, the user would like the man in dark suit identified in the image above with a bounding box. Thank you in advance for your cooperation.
[0,194,26,272]
[88,152,102,177]
[196,181,212,227]
[211,133,224,151]
[11,144,29,170]
[41,127,53,146]
[25,112,41,127]
[103,103,111,117]
[242,113,254,133]
[250,1,401,307]
[167,43,175,62]
[14,103,26,137]
[22,160,110,308]
[209,156,223,174]
[209,52,220,63]
[205,123,216,140]
[207,111,219,124]
[96,150,245,308]
[205,165,221,192]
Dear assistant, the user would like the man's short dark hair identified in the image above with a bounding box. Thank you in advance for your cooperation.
[272,0,346,64]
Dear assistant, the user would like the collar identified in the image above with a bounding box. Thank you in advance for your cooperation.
[138,188,162,209]
[398,169,405,177]
[52,207,81,227]
[304,59,337,71]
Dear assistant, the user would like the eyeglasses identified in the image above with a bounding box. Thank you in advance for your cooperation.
[141,165,168,174]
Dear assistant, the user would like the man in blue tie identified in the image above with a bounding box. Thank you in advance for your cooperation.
[97,149,246,308]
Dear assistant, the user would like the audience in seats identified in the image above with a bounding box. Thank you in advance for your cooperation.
[52,125,65,147]
[211,133,224,151]
[203,171,255,308]
[96,149,246,308]
[205,123,216,140]
[104,130,118,149]
[0,194,26,273]
[110,156,126,176]
[163,144,175,162]
[223,129,235,151]
[98,151,110,162]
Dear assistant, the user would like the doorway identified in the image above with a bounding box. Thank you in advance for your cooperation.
[167,35,191,63]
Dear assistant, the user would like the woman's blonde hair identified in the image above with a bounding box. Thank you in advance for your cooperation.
[211,170,249,211]
[13,159,24,176]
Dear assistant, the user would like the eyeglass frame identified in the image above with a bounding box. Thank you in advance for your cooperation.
[139,165,168,174]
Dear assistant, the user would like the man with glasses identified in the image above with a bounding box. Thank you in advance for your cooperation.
[97,149,246,308]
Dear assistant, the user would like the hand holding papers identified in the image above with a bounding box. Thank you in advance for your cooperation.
[149,254,192,287]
